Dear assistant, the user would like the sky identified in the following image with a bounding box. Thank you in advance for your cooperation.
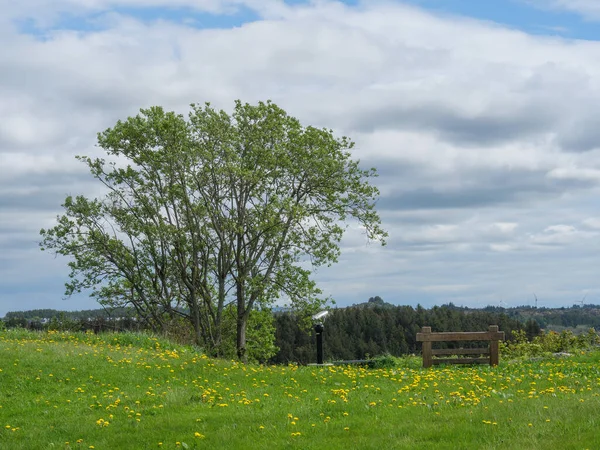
[3,0,600,316]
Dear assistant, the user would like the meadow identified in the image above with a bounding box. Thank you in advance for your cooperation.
[1,329,599,449]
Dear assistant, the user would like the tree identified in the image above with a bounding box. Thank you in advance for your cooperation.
[40,100,387,361]
[368,296,384,305]
[525,318,542,341]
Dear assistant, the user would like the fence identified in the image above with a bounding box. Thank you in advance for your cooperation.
[416,325,505,368]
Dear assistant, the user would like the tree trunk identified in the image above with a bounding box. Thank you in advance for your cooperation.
[236,281,249,363]
[190,302,204,348]
[214,275,225,355]
[236,313,247,363]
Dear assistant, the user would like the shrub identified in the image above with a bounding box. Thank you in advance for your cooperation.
[501,328,599,359]
[368,353,402,369]
[47,313,82,332]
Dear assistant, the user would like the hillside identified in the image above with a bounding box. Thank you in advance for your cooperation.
[1,329,600,449]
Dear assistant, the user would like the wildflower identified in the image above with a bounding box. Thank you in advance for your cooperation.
[194,432,205,439]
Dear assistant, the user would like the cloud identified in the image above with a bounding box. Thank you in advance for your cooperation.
[4,0,600,314]
[582,217,600,229]
[0,0,286,27]
[529,224,593,247]
[525,0,600,21]
[547,167,600,182]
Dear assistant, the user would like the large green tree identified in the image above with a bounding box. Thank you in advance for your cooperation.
[40,100,387,361]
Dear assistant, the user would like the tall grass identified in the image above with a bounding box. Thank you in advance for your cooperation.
[1,330,599,449]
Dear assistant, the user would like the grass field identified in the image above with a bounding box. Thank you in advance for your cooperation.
[1,329,599,449]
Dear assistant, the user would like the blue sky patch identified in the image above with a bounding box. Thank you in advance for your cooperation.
[14,4,260,40]
[400,0,600,40]
[13,0,600,41]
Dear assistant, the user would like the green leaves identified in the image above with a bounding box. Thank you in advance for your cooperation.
[40,100,387,361]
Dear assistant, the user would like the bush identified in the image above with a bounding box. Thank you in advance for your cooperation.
[216,307,279,363]
[47,313,82,332]
[368,354,402,369]
[501,328,599,359]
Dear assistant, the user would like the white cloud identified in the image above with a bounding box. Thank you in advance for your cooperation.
[582,217,600,229]
[544,224,577,234]
[526,0,600,20]
[5,1,600,314]
[528,224,595,246]
[0,0,288,26]
[547,167,600,182]
[493,222,518,233]
[0,153,85,179]
[489,243,516,252]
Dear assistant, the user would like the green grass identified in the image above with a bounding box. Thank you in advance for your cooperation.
[1,330,599,449]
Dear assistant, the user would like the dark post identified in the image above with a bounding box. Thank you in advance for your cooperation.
[315,323,324,364]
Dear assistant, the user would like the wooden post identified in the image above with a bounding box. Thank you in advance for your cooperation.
[489,325,500,366]
[421,327,432,368]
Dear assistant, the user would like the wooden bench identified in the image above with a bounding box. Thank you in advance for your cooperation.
[416,325,505,368]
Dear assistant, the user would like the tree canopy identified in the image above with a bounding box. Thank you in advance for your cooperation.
[40,100,387,361]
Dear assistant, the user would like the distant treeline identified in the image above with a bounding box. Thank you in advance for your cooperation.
[4,301,600,364]
[494,305,600,329]
[2,308,142,333]
[4,307,135,321]
[271,303,526,364]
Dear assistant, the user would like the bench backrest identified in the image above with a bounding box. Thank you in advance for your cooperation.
[416,325,505,368]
